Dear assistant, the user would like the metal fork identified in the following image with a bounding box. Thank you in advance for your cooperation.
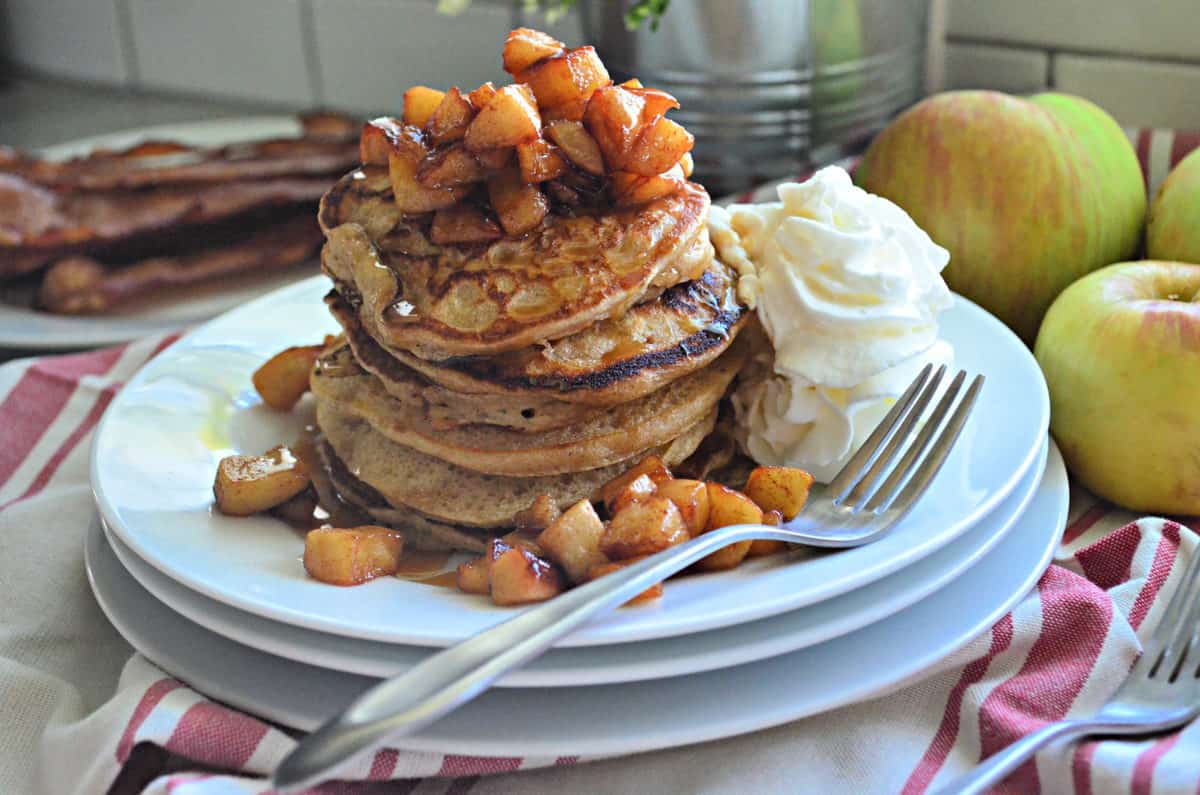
[937,537,1200,795]
[272,364,984,791]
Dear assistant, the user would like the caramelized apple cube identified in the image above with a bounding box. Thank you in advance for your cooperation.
[512,494,562,531]
[619,78,643,89]
[389,150,470,213]
[539,99,590,123]
[608,473,658,515]
[519,46,611,112]
[252,344,322,410]
[503,27,564,75]
[745,466,815,521]
[487,167,549,236]
[467,81,498,111]
[583,85,646,170]
[609,167,685,207]
[490,546,564,605]
[596,455,673,508]
[544,120,605,175]
[214,446,310,516]
[623,116,695,177]
[600,496,689,560]
[456,556,490,594]
[706,483,765,531]
[516,138,569,183]
[303,526,405,586]
[465,84,541,151]
[402,86,446,128]
[359,117,410,165]
[689,482,763,572]
[416,144,487,188]
[472,146,513,171]
[430,204,503,245]
[747,510,788,557]
[629,87,680,121]
[536,498,608,583]
[680,151,694,178]
[655,478,710,536]
[588,556,663,605]
[426,87,476,146]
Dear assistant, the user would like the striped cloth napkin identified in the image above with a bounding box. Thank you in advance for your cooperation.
[0,127,1194,795]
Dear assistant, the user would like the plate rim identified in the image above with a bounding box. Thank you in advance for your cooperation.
[83,441,1069,757]
[95,438,1047,687]
[91,275,1050,647]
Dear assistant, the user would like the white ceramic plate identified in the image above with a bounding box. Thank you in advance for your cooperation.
[1,117,320,351]
[92,277,1049,647]
[99,439,1047,686]
[85,441,1068,756]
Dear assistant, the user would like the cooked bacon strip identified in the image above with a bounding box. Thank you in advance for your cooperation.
[38,214,322,315]
[0,172,332,278]
[11,136,358,191]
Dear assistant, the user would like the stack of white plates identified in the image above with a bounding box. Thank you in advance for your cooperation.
[87,277,1064,758]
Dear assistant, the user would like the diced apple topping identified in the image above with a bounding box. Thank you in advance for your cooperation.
[601,495,690,559]
[303,526,405,586]
[252,343,322,411]
[356,27,696,239]
[487,167,549,236]
[465,84,541,151]
[426,87,476,146]
[214,445,310,516]
[403,86,446,128]
[537,498,608,584]
[503,28,564,75]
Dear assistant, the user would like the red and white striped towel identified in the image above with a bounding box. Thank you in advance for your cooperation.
[1,127,1197,795]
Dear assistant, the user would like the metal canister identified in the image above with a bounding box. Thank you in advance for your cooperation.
[579,0,931,194]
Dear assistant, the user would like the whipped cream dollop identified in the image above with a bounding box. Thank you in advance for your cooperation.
[713,166,955,482]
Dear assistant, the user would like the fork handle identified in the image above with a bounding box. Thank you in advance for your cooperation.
[273,522,797,791]
[936,717,1146,795]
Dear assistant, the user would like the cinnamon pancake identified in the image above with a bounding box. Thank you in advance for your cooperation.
[316,400,716,528]
[327,257,748,407]
[310,333,746,476]
[318,166,712,359]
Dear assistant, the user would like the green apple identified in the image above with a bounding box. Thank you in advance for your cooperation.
[857,90,1146,345]
[1034,261,1200,513]
[1148,147,1200,263]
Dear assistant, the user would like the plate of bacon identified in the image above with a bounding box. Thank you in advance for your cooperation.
[0,113,361,350]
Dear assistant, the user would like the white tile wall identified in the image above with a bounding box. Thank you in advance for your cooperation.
[943,42,1048,94]
[1055,54,1200,130]
[0,0,128,83]
[127,0,313,105]
[2,0,1199,130]
[311,0,514,115]
[947,0,1200,61]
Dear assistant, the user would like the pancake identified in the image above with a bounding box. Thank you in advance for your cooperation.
[316,399,717,528]
[327,257,748,407]
[310,332,746,476]
[328,327,603,433]
[318,166,712,359]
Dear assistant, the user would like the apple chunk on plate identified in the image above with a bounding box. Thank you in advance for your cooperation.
[623,116,694,177]
[610,164,686,207]
[417,143,487,188]
[516,138,569,183]
[213,446,309,517]
[303,526,405,586]
[426,87,476,146]
[537,498,608,584]
[544,120,605,176]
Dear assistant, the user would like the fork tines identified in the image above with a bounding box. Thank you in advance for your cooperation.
[826,364,984,515]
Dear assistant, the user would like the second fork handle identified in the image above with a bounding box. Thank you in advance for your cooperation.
[937,717,1157,794]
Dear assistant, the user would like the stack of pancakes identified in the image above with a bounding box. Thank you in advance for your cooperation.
[309,164,749,551]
